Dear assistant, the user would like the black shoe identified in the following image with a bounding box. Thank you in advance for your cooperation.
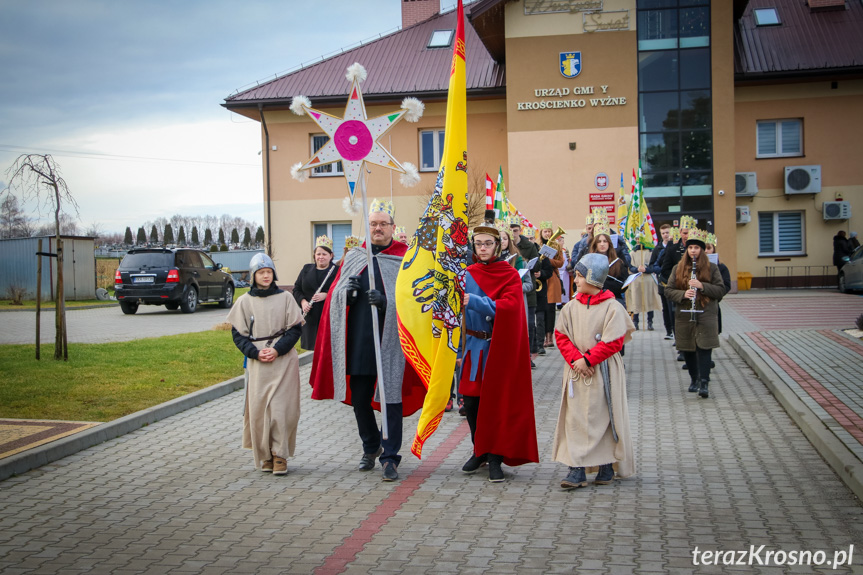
[633,323,639,331]
[688,378,699,393]
[664,332,674,340]
[458,398,466,417]
[647,322,654,331]
[560,467,587,490]
[538,348,546,356]
[698,379,709,399]
[382,461,398,481]
[595,464,615,485]
[677,352,684,362]
[530,361,537,370]
[461,453,488,474]
[710,360,715,369]
[487,456,504,483]
[358,447,383,471]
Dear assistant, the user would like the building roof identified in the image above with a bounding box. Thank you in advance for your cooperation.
[223,8,505,113]
[735,0,863,81]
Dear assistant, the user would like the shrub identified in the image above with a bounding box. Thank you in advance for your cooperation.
[6,285,27,305]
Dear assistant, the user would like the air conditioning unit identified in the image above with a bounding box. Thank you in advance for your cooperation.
[735,172,758,197]
[823,201,851,221]
[736,206,751,224]
[785,165,821,195]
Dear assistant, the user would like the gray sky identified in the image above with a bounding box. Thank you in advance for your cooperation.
[0,0,403,235]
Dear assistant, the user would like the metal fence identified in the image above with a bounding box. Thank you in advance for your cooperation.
[0,236,96,300]
[762,265,837,289]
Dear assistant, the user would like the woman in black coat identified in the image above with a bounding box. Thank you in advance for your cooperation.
[292,237,337,350]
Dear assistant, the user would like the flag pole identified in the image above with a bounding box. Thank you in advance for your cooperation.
[359,168,389,439]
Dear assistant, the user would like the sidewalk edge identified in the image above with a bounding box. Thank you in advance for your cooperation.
[0,351,314,482]
[729,334,863,501]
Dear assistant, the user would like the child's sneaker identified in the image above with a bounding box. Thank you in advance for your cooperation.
[261,459,274,473]
[273,457,288,476]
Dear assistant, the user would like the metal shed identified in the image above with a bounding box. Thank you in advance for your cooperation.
[0,236,96,301]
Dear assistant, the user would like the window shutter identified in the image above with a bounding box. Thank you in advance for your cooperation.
[758,212,774,253]
[780,120,801,154]
[757,122,776,155]
[777,212,803,252]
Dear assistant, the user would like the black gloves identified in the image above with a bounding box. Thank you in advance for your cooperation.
[367,289,385,308]
[345,275,361,305]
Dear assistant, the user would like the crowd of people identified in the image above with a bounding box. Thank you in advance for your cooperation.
[226,199,728,490]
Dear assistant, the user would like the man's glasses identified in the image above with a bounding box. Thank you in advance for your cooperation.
[369,222,392,229]
[474,240,496,248]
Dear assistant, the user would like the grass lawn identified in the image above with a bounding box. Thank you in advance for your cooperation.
[0,331,245,421]
[0,299,117,310]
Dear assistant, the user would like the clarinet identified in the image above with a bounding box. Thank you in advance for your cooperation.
[302,264,337,319]
[681,256,703,321]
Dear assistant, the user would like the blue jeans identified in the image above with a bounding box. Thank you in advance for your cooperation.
[349,375,403,467]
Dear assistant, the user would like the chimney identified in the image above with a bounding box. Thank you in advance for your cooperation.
[402,0,441,28]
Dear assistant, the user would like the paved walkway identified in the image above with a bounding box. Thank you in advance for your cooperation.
[2,290,863,573]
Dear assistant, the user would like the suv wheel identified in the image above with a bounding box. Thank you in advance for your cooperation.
[180,286,198,314]
[165,302,180,311]
[218,284,234,309]
[120,301,139,315]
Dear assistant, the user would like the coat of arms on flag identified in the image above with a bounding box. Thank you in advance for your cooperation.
[560,51,581,78]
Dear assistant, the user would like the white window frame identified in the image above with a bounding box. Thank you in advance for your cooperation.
[419,128,445,172]
[428,29,454,48]
[758,211,805,257]
[309,134,343,177]
[756,119,802,158]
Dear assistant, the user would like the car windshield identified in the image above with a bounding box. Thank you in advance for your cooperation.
[121,253,173,268]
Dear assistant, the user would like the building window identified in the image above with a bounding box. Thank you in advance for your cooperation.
[756,119,802,158]
[753,8,780,26]
[758,211,805,256]
[419,129,445,172]
[310,134,343,176]
[313,222,353,257]
[428,30,454,48]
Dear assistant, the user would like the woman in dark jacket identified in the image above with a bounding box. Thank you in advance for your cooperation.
[292,236,337,350]
[833,231,854,271]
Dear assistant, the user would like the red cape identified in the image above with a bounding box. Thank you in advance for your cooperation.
[467,259,539,466]
[309,240,426,416]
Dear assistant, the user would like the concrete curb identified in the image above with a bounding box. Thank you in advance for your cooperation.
[729,333,863,501]
[0,350,314,482]
[0,303,118,313]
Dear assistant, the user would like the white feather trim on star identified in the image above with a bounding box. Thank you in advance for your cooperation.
[290,95,311,116]
[345,63,367,84]
[290,163,308,183]
[399,163,421,187]
[342,196,362,215]
[401,98,424,122]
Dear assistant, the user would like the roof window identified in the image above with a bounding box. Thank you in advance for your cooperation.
[428,29,454,48]
[753,8,781,26]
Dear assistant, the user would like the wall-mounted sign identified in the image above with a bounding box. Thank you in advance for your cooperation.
[524,0,603,15]
[589,204,616,225]
[516,84,627,111]
[583,10,630,32]
[560,52,582,78]
[594,173,609,191]
[590,192,615,202]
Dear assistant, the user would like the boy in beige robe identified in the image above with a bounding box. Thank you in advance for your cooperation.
[553,253,636,490]
[228,254,304,476]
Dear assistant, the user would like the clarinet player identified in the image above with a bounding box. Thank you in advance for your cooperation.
[664,229,727,399]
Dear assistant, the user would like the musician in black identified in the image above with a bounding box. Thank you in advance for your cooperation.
[293,236,337,350]
[664,229,727,399]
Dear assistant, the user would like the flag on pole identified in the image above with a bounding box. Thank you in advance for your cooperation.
[485,173,494,211]
[493,167,508,221]
[616,172,628,236]
[623,161,657,249]
[507,199,535,231]
[396,0,469,459]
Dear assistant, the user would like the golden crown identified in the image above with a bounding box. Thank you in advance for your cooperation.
[523,227,535,238]
[495,220,511,237]
[593,220,612,238]
[706,232,717,246]
[679,215,698,230]
[315,235,333,250]
[539,220,553,230]
[369,198,395,218]
[670,227,681,242]
[508,214,522,227]
[688,228,709,244]
[394,226,406,235]
[344,235,360,249]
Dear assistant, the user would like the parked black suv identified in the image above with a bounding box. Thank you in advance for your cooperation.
[114,248,235,314]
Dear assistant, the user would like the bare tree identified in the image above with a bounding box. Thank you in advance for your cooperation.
[417,162,491,229]
[84,221,104,241]
[0,193,31,238]
[3,154,79,360]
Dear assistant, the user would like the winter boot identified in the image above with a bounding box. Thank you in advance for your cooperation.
[560,467,587,490]
[688,377,699,393]
[698,379,710,399]
[594,464,615,485]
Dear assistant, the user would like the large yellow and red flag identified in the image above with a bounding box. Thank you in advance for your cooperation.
[396,0,468,459]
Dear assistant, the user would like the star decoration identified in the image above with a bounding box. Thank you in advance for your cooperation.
[297,76,409,199]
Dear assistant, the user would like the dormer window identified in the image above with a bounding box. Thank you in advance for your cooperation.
[753,8,781,26]
[428,29,454,48]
